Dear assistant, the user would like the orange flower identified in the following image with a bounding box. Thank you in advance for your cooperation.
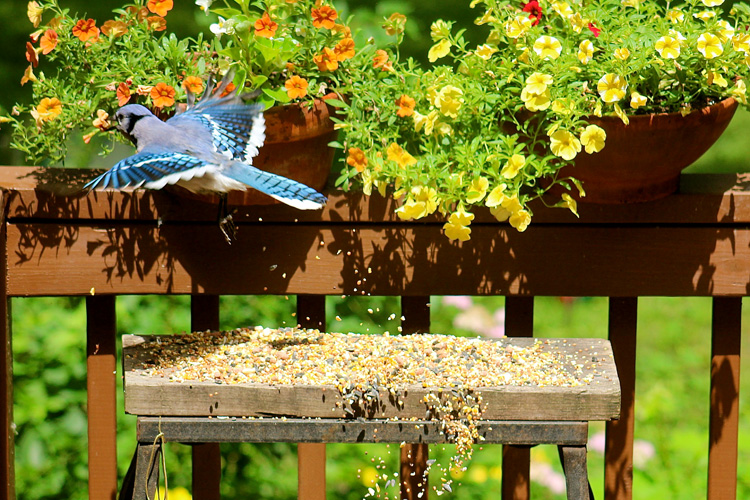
[331,24,352,37]
[27,1,43,28]
[255,12,278,38]
[396,94,416,117]
[72,18,100,42]
[220,82,236,98]
[182,76,204,94]
[101,20,128,37]
[93,109,111,130]
[147,0,173,17]
[35,97,63,121]
[25,42,39,67]
[313,47,339,71]
[116,82,131,106]
[150,82,176,108]
[373,49,392,70]
[125,6,150,22]
[285,75,309,100]
[39,29,58,54]
[311,5,337,29]
[334,37,355,61]
[21,65,37,86]
[146,16,167,31]
[383,12,407,36]
[347,147,368,172]
[83,130,98,144]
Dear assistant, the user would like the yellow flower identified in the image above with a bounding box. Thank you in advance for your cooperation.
[533,36,563,60]
[693,11,716,21]
[428,39,452,62]
[467,177,489,203]
[413,110,427,132]
[476,44,498,60]
[509,210,531,232]
[31,97,62,127]
[597,73,628,103]
[549,129,581,160]
[701,0,724,6]
[732,33,750,54]
[717,20,734,43]
[613,103,630,125]
[485,184,508,208]
[396,186,438,220]
[552,2,573,18]
[423,110,440,135]
[435,85,464,118]
[579,125,606,154]
[525,72,553,94]
[521,88,551,111]
[430,19,452,41]
[630,91,647,108]
[707,71,728,87]
[501,154,525,179]
[621,0,641,7]
[505,16,532,39]
[614,47,630,60]
[551,98,574,114]
[27,1,43,27]
[697,33,723,59]
[569,13,585,33]
[560,193,579,217]
[578,40,594,64]
[490,205,511,222]
[386,143,417,168]
[443,207,474,241]
[666,9,684,23]
[731,79,747,104]
[655,36,681,59]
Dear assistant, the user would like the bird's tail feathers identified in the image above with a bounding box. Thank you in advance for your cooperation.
[224,163,326,210]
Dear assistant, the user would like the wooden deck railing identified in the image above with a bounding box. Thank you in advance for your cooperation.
[0,166,747,500]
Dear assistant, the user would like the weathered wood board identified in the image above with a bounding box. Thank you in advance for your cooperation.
[123,334,620,421]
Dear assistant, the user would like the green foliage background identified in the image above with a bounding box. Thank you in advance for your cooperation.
[1,1,749,499]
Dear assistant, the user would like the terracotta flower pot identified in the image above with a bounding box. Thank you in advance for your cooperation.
[559,97,739,203]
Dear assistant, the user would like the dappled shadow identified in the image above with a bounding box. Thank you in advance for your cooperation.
[709,356,739,448]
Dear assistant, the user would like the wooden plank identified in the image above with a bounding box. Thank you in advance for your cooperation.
[605,298,637,500]
[503,297,533,500]
[190,295,222,500]
[9,223,750,298]
[123,335,620,420]
[296,295,327,500]
[86,295,118,500]
[5,166,750,225]
[708,297,742,500]
[136,417,590,446]
[400,296,431,500]
[0,201,15,500]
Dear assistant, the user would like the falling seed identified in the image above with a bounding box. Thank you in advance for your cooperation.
[269,265,278,271]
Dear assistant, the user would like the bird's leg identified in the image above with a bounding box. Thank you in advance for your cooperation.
[217,193,238,244]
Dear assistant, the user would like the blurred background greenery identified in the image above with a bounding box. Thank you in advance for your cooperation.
[1,1,749,499]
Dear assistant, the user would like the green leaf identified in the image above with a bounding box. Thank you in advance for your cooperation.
[323,98,348,108]
[211,7,242,18]
[262,86,291,104]
[328,141,344,149]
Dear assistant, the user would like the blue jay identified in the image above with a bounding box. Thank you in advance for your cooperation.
[85,73,327,241]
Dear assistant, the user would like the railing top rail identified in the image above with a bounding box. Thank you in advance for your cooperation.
[2,166,750,225]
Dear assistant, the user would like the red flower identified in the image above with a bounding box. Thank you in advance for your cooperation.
[522,1,543,26]
[587,22,601,38]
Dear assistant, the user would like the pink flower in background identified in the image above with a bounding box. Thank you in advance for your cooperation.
[442,296,473,310]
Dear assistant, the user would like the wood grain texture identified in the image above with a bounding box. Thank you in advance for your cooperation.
[123,335,620,421]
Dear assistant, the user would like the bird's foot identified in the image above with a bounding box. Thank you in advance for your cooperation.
[219,213,238,244]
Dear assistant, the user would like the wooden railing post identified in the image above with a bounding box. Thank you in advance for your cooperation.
[605,297,638,500]
[400,296,431,500]
[708,297,742,500]
[86,295,118,500]
[191,295,222,500]
[297,294,327,500]
[502,296,534,500]
[0,206,13,500]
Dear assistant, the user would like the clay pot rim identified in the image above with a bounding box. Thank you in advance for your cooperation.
[586,97,738,126]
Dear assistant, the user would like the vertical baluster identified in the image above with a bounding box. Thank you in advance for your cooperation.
[297,294,327,500]
[86,295,118,500]
[502,296,533,500]
[605,297,637,500]
[0,219,13,500]
[400,295,430,500]
[708,297,742,500]
[191,295,221,500]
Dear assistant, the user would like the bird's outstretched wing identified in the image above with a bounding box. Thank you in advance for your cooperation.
[83,151,217,190]
[170,74,266,164]
[224,163,327,210]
